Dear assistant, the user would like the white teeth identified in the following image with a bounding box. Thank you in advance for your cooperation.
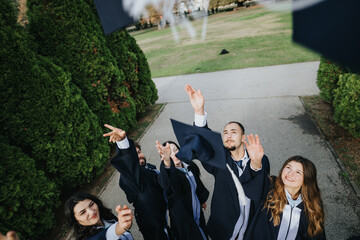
[285,176,293,182]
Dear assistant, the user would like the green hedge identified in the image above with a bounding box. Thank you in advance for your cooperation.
[83,0,158,113]
[0,142,59,240]
[0,3,59,239]
[27,0,136,130]
[1,0,109,188]
[316,57,348,103]
[1,0,158,238]
[125,30,158,111]
[106,30,158,113]
[333,73,360,137]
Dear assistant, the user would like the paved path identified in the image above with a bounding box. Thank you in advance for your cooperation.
[100,62,360,240]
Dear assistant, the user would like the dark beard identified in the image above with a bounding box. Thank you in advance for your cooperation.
[139,157,146,165]
[226,146,236,151]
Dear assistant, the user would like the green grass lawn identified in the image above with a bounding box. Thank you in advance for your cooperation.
[132,6,320,78]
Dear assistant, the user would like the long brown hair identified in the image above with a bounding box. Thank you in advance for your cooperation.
[65,192,117,240]
[264,156,325,237]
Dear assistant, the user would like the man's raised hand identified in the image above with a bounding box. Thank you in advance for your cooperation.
[103,124,126,143]
[243,134,264,170]
[185,84,205,115]
[155,141,171,167]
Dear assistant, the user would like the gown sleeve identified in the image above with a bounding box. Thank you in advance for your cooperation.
[110,139,142,192]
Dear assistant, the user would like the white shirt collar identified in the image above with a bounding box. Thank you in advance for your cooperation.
[285,187,303,208]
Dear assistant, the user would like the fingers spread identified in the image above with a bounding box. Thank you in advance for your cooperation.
[255,134,260,145]
[103,131,114,137]
[246,134,253,145]
[104,124,116,130]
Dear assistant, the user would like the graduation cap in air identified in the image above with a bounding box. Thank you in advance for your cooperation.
[293,0,360,73]
[170,119,226,169]
[93,0,136,35]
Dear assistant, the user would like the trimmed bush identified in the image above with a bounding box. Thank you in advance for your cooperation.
[106,30,158,113]
[0,1,109,188]
[83,0,158,113]
[0,0,16,26]
[316,57,348,103]
[333,73,360,137]
[27,0,136,130]
[125,30,158,111]
[0,142,59,240]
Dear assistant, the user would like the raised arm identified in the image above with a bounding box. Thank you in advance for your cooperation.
[155,141,171,167]
[243,134,264,170]
[103,124,141,192]
[241,134,270,202]
[185,84,205,116]
[103,124,126,142]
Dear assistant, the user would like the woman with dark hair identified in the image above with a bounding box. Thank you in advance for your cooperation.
[156,140,209,240]
[245,156,326,240]
[65,192,134,240]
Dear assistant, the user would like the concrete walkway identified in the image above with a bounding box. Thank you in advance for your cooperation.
[100,62,360,240]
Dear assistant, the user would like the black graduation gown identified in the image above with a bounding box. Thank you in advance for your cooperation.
[244,177,326,240]
[175,123,270,240]
[202,150,270,240]
[110,139,171,240]
[159,160,209,240]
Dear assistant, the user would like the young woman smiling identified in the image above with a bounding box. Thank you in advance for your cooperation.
[65,193,134,240]
[245,156,326,240]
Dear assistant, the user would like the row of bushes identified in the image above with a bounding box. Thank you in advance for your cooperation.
[0,0,157,239]
[316,57,360,137]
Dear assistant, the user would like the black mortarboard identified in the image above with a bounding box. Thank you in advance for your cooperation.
[293,0,360,73]
[170,119,226,169]
[93,0,136,35]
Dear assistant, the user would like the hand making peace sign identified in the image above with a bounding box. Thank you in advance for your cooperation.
[103,124,126,143]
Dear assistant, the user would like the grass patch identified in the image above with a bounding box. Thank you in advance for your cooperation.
[133,6,319,78]
[302,96,360,188]
[228,10,271,21]
[143,33,318,77]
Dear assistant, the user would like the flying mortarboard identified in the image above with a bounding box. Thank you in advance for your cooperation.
[171,119,226,169]
[93,0,136,35]
[293,0,360,73]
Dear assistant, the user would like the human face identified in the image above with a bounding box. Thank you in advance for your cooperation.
[169,143,182,167]
[281,161,304,194]
[73,199,101,226]
[136,147,147,166]
[222,123,245,151]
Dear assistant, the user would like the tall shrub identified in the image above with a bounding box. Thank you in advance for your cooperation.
[316,57,348,103]
[106,30,158,113]
[0,2,57,239]
[333,73,360,137]
[83,0,158,113]
[0,142,59,240]
[125,30,158,110]
[0,0,109,188]
[27,0,136,130]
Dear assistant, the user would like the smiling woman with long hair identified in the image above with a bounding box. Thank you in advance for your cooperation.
[65,192,134,240]
[245,156,326,240]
